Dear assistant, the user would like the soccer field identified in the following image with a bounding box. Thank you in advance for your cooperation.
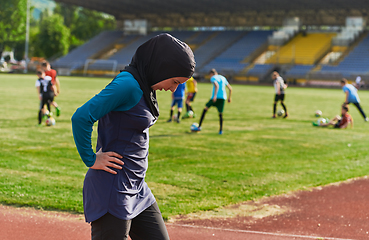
[0,73,368,219]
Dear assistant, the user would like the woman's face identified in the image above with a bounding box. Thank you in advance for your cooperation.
[151,77,189,92]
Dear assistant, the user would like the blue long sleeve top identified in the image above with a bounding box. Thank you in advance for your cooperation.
[71,71,157,222]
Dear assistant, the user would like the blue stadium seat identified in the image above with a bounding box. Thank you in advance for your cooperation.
[318,34,369,77]
[201,30,273,74]
[284,65,314,78]
[52,31,124,70]
[246,64,275,78]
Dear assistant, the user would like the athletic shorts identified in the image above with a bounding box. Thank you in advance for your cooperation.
[39,93,54,110]
[186,92,196,102]
[274,94,285,102]
[334,120,342,128]
[171,99,183,108]
[205,99,225,113]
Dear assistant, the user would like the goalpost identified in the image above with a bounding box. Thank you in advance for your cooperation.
[83,59,118,76]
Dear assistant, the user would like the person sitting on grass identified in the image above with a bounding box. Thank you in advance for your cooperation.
[313,104,353,129]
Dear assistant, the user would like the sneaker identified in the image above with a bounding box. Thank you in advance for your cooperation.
[56,107,61,117]
[365,117,369,122]
[219,130,223,135]
[283,114,288,118]
[167,118,172,123]
[271,115,276,118]
[176,118,180,123]
[312,121,319,126]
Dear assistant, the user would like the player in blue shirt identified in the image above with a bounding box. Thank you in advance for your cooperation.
[167,82,186,123]
[71,33,195,240]
[192,68,232,134]
[341,78,368,121]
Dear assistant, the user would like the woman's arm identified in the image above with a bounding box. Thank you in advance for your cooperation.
[71,73,142,169]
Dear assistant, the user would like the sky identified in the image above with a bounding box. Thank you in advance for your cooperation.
[31,0,56,19]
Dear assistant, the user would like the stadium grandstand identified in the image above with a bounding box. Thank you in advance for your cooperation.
[52,0,369,87]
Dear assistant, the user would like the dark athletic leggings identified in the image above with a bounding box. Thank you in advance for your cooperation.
[91,202,170,240]
[351,102,367,119]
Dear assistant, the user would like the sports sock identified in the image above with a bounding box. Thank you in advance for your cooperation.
[169,109,173,118]
[219,113,223,132]
[186,103,189,112]
[199,109,207,127]
[38,110,43,124]
[281,102,287,113]
[273,103,277,115]
[177,111,181,119]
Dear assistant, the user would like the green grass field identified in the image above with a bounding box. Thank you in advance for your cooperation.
[0,73,368,219]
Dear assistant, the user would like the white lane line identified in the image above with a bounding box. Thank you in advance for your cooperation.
[167,223,355,240]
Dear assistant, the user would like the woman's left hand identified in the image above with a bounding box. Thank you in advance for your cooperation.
[91,149,124,174]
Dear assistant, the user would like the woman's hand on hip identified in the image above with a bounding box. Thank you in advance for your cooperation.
[91,149,124,174]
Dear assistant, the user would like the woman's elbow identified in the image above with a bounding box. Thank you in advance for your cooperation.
[71,109,82,125]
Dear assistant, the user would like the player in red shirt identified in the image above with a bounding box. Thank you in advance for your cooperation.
[319,104,353,129]
[41,61,61,116]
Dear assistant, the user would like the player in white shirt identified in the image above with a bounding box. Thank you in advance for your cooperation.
[272,71,288,118]
[35,70,57,125]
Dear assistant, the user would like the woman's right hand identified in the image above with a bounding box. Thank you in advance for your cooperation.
[91,149,124,174]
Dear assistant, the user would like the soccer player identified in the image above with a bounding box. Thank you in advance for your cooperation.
[71,33,195,240]
[167,82,186,123]
[272,71,288,118]
[182,76,198,119]
[41,61,61,116]
[314,104,353,129]
[354,76,364,90]
[35,70,57,125]
[191,68,232,134]
[341,78,368,121]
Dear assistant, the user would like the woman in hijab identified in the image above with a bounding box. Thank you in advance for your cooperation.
[72,33,195,240]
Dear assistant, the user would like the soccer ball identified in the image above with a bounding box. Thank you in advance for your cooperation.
[277,109,285,117]
[45,117,56,126]
[315,110,322,117]
[187,110,194,118]
[317,117,326,125]
[190,122,199,131]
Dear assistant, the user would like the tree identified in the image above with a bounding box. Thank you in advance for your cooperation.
[53,3,78,28]
[36,14,70,59]
[53,3,116,51]
[0,0,27,58]
[71,8,115,42]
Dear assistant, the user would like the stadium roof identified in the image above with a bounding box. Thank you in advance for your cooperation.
[54,0,369,27]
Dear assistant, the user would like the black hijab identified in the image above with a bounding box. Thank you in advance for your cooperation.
[123,33,196,118]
